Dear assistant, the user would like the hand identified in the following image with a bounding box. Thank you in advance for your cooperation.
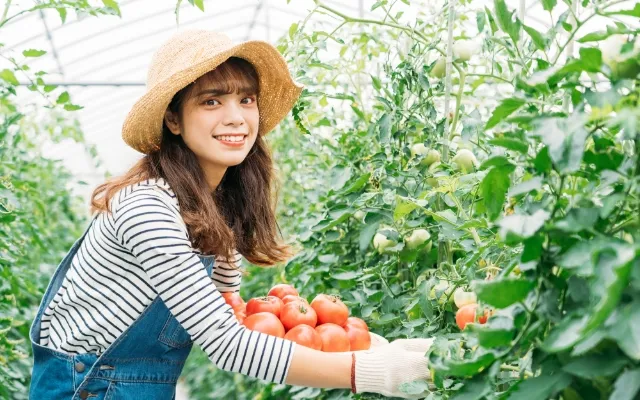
[369,331,389,348]
[354,338,433,399]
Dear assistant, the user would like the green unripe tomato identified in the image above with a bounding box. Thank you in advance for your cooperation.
[411,143,429,157]
[423,149,441,166]
[452,149,478,173]
[452,39,478,61]
[453,288,477,308]
[373,231,397,253]
[405,229,432,250]
[430,57,446,78]
[353,210,366,221]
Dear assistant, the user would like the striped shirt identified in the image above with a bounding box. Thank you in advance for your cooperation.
[38,177,295,383]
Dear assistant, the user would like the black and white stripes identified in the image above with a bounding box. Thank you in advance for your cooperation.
[38,178,295,384]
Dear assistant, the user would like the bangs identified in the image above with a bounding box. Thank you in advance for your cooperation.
[193,57,259,96]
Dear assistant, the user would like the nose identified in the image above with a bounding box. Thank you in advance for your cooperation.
[222,102,244,126]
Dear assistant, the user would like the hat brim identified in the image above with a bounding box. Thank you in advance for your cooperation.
[122,40,304,154]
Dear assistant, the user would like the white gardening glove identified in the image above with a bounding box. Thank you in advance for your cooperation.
[354,337,433,399]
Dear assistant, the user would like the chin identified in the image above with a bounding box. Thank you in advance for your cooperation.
[220,156,248,167]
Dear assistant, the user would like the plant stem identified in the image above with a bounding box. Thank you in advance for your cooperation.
[1,0,11,24]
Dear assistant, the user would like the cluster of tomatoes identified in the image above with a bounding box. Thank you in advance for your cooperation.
[221,284,371,352]
[453,288,490,330]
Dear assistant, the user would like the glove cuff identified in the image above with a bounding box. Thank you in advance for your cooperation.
[353,350,387,394]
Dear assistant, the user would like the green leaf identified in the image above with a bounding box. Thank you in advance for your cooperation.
[340,173,370,195]
[610,300,640,360]
[555,208,598,232]
[521,234,544,262]
[479,155,514,170]
[399,379,430,396]
[451,375,492,400]
[333,271,362,280]
[474,278,535,308]
[488,137,529,153]
[506,371,572,400]
[289,23,298,40]
[603,3,640,17]
[394,195,424,221]
[102,0,121,16]
[541,0,557,11]
[484,7,499,35]
[56,7,67,23]
[0,69,19,85]
[499,209,549,244]
[63,103,83,111]
[523,25,547,51]
[532,114,588,174]
[469,316,515,348]
[22,49,47,58]
[584,245,635,333]
[508,176,543,197]
[485,98,526,129]
[543,316,588,352]
[481,165,512,221]
[610,368,640,400]
[476,11,486,34]
[494,0,521,43]
[359,215,382,252]
[578,47,602,72]
[562,352,628,379]
[429,350,496,377]
[378,113,392,141]
[56,91,70,104]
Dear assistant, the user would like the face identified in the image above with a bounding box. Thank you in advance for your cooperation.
[164,77,259,173]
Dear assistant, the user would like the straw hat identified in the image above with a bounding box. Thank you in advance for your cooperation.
[122,30,305,154]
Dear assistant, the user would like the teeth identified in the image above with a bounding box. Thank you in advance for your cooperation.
[215,135,244,142]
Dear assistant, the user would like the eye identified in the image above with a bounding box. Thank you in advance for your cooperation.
[204,99,219,106]
[241,96,256,105]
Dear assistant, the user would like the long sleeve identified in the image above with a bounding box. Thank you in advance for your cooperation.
[112,188,295,383]
[211,251,242,293]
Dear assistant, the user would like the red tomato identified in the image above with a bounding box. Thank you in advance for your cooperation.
[344,325,371,351]
[315,323,350,352]
[455,303,489,330]
[310,294,349,326]
[267,284,299,299]
[243,312,285,338]
[234,310,246,325]
[282,295,309,305]
[221,292,245,309]
[280,302,318,331]
[343,317,368,332]
[246,296,283,317]
[284,325,322,350]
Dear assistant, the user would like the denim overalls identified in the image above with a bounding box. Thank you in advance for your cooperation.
[29,215,215,399]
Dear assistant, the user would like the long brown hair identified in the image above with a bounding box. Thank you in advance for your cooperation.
[90,57,292,266]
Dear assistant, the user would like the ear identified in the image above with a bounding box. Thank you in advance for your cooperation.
[164,109,181,135]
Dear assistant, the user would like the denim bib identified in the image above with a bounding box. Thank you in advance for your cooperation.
[28,215,215,399]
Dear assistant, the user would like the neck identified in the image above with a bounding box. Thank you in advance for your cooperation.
[201,162,227,192]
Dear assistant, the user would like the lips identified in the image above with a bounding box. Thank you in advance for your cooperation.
[213,135,247,147]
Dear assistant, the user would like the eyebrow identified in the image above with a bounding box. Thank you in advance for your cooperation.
[194,87,256,97]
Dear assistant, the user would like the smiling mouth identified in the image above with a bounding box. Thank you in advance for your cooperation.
[213,135,247,141]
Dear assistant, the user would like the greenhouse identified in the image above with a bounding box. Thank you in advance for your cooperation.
[1,0,639,399]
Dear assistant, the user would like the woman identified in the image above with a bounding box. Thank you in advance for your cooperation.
[28,30,432,399]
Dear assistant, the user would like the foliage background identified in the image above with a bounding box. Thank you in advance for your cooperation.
[1,0,639,399]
